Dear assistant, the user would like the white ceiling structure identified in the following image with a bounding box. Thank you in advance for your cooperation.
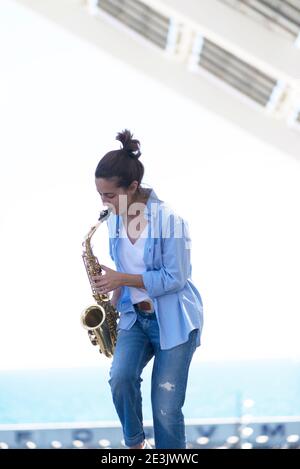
[16,0,300,159]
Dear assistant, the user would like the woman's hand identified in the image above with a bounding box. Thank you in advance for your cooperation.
[91,265,124,294]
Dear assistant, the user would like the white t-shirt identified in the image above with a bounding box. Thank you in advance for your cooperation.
[118,217,150,304]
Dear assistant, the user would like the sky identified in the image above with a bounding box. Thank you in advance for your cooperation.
[0,0,300,370]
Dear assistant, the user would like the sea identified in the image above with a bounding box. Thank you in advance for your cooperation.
[0,359,299,425]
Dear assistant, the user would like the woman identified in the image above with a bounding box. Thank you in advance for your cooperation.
[91,129,204,449]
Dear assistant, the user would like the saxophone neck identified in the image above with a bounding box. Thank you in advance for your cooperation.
[82,208,112,247]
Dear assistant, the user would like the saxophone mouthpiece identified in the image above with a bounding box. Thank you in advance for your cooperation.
[98,207,112,222]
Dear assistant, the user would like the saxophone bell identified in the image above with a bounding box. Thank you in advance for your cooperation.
[81,304,106,330]
[81,304,116,357]
[81,305,106,350]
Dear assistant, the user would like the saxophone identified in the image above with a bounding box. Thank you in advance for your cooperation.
[81,208,119,358]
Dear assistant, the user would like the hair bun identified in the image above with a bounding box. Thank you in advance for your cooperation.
[116,128,141,159]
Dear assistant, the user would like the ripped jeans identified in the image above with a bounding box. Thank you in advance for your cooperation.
[108,306,198,449]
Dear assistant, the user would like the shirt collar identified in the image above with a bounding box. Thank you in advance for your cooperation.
[143,187,162,220]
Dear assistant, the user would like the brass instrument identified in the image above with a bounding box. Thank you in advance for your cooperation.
[81,208,119,358]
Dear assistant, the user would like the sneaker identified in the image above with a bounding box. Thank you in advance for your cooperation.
[142,439,153,449]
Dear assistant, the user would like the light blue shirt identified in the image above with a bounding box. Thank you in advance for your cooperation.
[106,188,204,350]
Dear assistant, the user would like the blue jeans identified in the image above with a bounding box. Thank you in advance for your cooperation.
[108,306,198,449]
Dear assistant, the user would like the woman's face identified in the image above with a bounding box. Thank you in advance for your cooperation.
[95,178,139,215]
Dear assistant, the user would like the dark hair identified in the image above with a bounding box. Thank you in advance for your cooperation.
[95,129,144,190]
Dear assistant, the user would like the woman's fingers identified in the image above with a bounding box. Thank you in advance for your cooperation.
[93,280,108,288]
[91,275,103,282]
[94,284,108,293]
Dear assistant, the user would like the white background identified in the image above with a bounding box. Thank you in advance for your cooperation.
[0,0,300,369]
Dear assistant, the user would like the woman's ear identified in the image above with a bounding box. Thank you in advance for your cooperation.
[129,180,139,194]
